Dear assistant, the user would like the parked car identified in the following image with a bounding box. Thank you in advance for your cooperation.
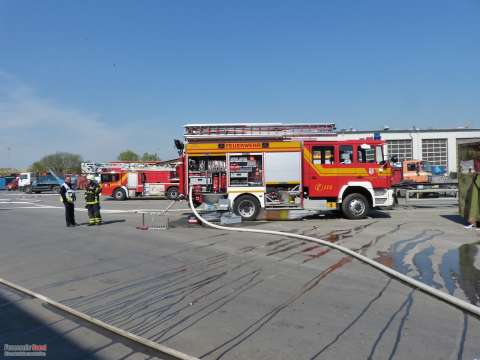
[7,178,18,191]
[25,175,64,194]
[0,176,16,190]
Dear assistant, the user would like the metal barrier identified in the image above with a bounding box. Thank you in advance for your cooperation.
[135,200,177,230]
[405,188,458,205]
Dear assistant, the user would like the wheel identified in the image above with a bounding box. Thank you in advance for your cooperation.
[113,188,127,201]
[52,185,61,194]
[166,186,179,200]
[341,193,370,220]
[233,194,261,221]
[25,186,32,194]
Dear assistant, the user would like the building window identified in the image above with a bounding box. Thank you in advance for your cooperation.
[422,138,448,169]
[386,139,413,162]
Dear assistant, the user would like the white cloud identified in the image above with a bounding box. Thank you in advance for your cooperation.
[0,72,178,168]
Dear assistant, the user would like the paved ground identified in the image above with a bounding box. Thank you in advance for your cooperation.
[0,284,170,360]
[0,191,479,360]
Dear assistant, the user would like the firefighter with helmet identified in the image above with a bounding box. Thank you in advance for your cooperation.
[85,175,102,225]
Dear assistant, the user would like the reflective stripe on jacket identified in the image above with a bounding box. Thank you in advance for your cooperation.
[85,182,101,205]
[60,183,76,203]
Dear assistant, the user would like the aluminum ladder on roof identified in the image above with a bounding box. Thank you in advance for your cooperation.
[184,123,336,139]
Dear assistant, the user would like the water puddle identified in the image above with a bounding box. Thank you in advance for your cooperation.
[439,241,480,305]
[374,235,480,305]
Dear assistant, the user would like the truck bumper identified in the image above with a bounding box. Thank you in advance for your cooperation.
[374,188,395,207]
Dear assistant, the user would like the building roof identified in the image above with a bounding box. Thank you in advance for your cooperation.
[339,128,480,134]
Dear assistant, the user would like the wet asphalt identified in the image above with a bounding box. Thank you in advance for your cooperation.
[0,191,479,360]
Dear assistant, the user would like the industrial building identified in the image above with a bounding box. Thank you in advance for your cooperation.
[337,127,480,173]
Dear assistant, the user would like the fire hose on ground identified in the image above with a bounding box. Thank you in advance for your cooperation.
[188,187,480,318]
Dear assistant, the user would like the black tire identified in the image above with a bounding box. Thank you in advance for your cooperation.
[166,186,179,200]
[233,194,261,221]
[341,193,370,220]
[113,188,127,201]
[52,185,61,194]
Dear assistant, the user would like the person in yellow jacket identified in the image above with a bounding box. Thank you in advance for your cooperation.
[85,175,102,225]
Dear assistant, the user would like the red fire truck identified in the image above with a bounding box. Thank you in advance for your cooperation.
[175,123,394,220]
[81,161,181,200]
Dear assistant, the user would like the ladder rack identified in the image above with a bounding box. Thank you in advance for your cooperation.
[184,123,336,140]
[81,161,178,174]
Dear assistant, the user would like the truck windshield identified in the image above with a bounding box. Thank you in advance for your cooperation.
[20,174,28,180]
[375,145,383,163]
[357,145,384,164]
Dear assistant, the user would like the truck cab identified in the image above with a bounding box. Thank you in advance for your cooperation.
[402,160,432,184]
[18,172,32,191]
[303,139,393,218]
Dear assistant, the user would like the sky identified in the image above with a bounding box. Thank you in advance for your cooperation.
[1,0,479,168]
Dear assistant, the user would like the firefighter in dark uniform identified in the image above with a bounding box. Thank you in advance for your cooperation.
[60,176,76,227]
[85,175,102,225]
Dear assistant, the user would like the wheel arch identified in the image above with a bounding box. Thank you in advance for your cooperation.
[228,192,265,208]
[231,193,262,220]
[166,184,179,192]
[112,186,129,199]
[339,183,374,207]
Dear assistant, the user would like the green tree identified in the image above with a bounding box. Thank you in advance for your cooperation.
[29,152,83,175]
[141,152,160,161]
[117,150,139,161]
[0,168,20,176]
[30,161,45,173]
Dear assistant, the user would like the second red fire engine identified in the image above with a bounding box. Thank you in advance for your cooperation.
[81,161,181,200]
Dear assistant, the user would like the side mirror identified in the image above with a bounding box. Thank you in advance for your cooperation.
[390,156,398,163]
[174,139,184,150]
